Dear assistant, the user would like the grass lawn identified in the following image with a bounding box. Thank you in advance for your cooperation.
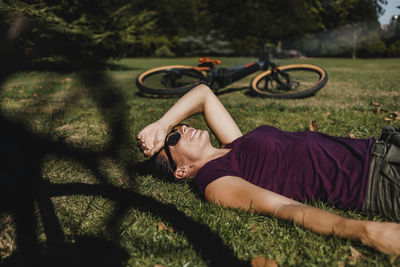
[1,57,400,266]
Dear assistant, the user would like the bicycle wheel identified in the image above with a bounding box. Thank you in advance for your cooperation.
[136,65,207,95]
[250,64,328,99]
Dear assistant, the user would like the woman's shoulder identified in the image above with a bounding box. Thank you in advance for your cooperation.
[194,154,239,197]
[222,125,278,148]
[245,125,282,137]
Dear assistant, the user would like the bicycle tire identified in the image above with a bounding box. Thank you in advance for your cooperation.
[250,64,328,99]
[136,65,207,95]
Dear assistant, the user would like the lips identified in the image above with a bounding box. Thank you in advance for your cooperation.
[190,129,197,139]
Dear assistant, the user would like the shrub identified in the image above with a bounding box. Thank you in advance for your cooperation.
[178,30,234,56]
[388,40,400,57]
[357,39,388,57]
[154,44,175,57]
[230,36,259,56]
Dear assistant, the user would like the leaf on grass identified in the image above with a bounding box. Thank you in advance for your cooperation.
[384,117,392,121]
[157,222,173,232]
[249,223,258,232]
[375,107,381,113]
[349,133,356,138]
[157,222,167,232]
[371,101,380,106]
[348,246,363,264]
[153,265,167,267]
[309,120,318,132]
[391,111,400,120]
[251,256,278,267]
[324,112,331,117]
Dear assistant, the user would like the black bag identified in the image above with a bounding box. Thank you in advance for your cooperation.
[380,126,400,148]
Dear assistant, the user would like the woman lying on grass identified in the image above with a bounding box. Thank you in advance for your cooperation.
[137,84,400,255]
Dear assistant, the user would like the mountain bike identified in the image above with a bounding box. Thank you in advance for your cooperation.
[136,54,328,99]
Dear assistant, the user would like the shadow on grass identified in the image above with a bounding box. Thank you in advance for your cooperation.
[136,85,249,99]
[135,91,179,99]
[243,88,317,99]
[0,17,249,267]
[215,86,248,96]
[20,58,143,73]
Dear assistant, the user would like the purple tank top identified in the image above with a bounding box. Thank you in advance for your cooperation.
[195,126,375,210]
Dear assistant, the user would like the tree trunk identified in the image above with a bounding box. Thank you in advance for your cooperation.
[352,26,357,60]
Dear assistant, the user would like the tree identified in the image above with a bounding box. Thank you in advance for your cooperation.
[205,0,325,54]
[318,0,386,58]
[381,6,400,57]
[0,0,157,67]
[0,0,392,59]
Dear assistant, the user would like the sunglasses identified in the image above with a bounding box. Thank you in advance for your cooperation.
[164,124,189,171]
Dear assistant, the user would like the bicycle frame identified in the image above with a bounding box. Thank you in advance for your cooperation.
[197,56,289,91]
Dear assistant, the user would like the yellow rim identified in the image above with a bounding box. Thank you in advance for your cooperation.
[251,64,326,94]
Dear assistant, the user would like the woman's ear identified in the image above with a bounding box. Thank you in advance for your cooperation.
[174,165,189,179]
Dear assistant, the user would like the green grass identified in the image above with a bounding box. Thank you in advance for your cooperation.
[1,57,400,266]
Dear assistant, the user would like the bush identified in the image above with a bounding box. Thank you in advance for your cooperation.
[230,36,259,56]
[388,40,400,57]
[357,39,388,58]
[178,30,234,56]
[154,44,175,57]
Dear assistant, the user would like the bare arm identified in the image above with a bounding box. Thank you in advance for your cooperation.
[205,176,400,255]
[137,84,242,156]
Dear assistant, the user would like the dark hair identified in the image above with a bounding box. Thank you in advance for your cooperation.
[151,149,175,181]
[151,148,193,183]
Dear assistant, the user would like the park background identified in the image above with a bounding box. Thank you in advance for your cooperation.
[1,1,400,267]
[1,0,400,65]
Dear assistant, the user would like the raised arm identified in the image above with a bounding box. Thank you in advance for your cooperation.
[205,176,400,255]
[137,84,242,156]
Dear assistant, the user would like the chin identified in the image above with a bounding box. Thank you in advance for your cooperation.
[201,129,210,139]
[199,130,211,145]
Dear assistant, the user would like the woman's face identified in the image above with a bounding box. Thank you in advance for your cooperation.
[167,124,212,168]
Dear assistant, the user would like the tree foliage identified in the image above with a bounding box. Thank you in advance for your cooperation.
[0,0,397,64]
[1,0,157,66]
[282,0,395,58]
[319,0,386,27]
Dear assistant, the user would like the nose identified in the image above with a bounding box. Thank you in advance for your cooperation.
[180,124,189,135]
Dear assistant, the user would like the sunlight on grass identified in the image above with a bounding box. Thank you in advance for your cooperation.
[1,58,400,266]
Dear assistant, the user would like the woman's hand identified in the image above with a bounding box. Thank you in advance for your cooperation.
[137,84,241,156]
[361,221,400,255]
[137,121,168,157]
